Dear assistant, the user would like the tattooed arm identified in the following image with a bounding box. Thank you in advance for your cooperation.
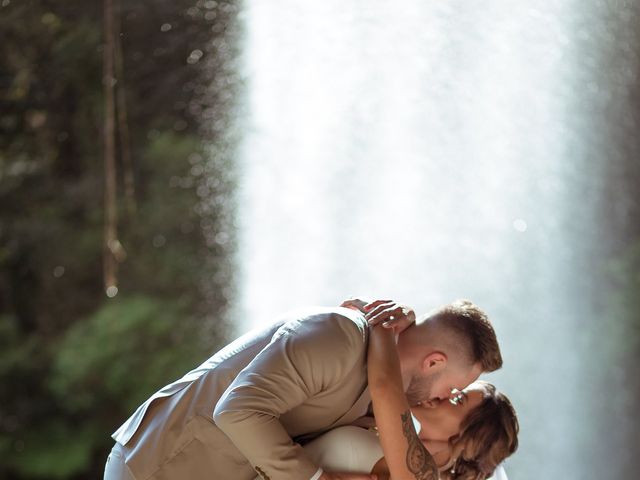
[367,325,440,480]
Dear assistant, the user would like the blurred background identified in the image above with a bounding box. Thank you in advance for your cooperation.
[1,0,639,478]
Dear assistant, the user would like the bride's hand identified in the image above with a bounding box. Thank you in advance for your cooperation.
[364,300,416,334]
[340,296,371,312]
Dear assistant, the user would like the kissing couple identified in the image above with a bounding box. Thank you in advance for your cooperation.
[104,297,519,480]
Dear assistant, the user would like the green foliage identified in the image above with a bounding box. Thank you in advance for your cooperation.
[118,131,205,300]
[1,296,211,479]
[4,422,101,479]
[0,1,241,478]
[50,295,208,414]
[0,283,212,477]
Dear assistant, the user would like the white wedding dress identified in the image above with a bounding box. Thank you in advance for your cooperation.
[273,425,509,480]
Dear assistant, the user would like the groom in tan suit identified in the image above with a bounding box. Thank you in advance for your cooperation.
[104,299,502,480]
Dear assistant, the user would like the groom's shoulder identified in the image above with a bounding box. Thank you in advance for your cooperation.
[278,306,368,344]
[291,306,367,328]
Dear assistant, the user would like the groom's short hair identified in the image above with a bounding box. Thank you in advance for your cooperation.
[432,299,503,372]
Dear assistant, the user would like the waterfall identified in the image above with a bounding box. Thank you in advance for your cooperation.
[234,2,640,478]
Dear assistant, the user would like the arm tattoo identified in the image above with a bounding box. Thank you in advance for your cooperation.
[400,410,440,480]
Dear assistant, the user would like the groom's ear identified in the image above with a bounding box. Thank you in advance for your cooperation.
[422,352,447,373]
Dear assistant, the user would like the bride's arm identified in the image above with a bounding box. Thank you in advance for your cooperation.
[368,325,440,480]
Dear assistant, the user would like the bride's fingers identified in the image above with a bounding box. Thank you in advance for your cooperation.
[363,299,392,311]
[364,305,394,323]
[364,301,394,318]
[366,305,403,327]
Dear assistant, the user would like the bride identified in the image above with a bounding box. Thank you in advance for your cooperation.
[301,379,517,479]
[288,301,519,480]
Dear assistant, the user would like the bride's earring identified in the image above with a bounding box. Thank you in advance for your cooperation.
[450,459,457,475]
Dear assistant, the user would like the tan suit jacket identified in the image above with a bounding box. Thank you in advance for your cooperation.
[111,307,371,480]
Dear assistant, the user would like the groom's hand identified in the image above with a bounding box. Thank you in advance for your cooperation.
[319,472,378,480]
[364,300,416,334]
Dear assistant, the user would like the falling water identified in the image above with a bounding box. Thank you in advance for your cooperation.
[232,1,640,478]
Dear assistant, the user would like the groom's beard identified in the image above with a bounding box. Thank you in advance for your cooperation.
[405,371,442,406]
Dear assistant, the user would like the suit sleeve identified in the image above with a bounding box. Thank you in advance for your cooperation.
[213,312,367,480]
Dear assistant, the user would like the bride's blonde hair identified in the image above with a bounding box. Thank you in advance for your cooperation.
[439,382,519,480]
